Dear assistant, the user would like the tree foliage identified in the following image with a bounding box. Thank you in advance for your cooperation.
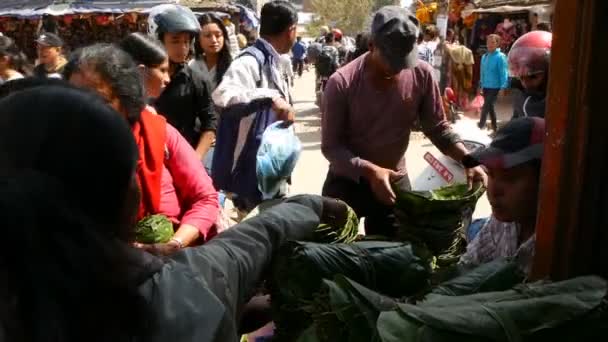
[310,0,376,35]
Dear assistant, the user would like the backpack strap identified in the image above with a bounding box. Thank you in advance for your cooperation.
[237,43,267,87]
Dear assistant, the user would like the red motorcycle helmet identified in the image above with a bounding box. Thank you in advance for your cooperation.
[332,28,343,41]
[508,31,552,78]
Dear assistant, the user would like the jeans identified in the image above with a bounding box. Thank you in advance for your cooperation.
[202,146,214,176]
[292,58,304,77]
[479,88,500,130]
[322,171,411,237]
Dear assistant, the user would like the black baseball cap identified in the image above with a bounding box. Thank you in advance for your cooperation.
[371,6,419,71]
[463,117,545,169]
[36,32,64,48]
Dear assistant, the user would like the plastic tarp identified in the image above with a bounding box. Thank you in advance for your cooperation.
[69,0,178,14]
[0,0,70,17]
[462,4,552,17]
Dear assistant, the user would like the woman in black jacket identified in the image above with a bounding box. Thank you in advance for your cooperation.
[0,81,345,342]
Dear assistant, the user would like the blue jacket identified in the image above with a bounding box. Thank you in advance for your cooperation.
[480,49,509,89]
[292,41,307,60]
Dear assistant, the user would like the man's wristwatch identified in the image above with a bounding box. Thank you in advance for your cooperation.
[169,237,185,249]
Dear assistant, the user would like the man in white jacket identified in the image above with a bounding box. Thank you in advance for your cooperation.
[211,0,298,213]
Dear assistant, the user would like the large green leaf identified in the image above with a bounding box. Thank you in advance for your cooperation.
[270,241,432,340]
[382,276,607,341]
[430,259,525,297]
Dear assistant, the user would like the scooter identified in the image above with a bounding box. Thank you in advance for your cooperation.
[412,118,491,191]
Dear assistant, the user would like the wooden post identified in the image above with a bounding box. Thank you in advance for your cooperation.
[532,0,608,280]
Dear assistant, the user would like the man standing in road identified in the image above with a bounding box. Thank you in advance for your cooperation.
[321,6,487,236]
[291,36,307,78]
[212,0,297,214]
[479,34,509,131]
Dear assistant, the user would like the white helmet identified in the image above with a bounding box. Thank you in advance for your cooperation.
[147,4,200,39]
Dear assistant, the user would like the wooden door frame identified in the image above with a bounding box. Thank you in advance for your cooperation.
[532,0,607,280]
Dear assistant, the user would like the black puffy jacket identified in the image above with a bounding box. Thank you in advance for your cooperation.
[140,195,323,342]
[155,63,217,147]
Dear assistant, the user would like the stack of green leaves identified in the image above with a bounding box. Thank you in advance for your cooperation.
[298,275,398,342]
[299,259,524,342]
[134,214,174,244]
[314,204,359,243]
[393,183,485,267]
[244,199,360,244]
[430,258,525,297]
[377,275,608,342]
[270,241,432,341]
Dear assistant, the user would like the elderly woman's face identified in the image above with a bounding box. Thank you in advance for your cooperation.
[68,64,124,118]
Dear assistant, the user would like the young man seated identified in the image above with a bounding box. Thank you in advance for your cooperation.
[460,117,545,274]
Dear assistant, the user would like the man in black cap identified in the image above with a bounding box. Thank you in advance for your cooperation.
[321,6,487,236]
[460,117,545,274]
[34,32,67,79]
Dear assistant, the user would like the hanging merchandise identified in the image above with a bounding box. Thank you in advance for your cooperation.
[446,44,475,109]
[494,18,517,52]
[62,14,74,25]
[125,12,139,24]
[459,2,477,28]
[416,1,438,25]
[448,0,465,23]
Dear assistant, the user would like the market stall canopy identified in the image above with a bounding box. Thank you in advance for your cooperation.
[463,4,553,18]
[178,0,239,12]
[70,0,178,14]
[472,0,551,7]
[0,0,71,17]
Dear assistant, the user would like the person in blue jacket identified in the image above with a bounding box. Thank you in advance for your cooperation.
[291,36,307,77]
[479,34,509,132]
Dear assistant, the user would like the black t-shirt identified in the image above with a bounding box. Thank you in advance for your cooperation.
[33,63,65,79]
[512,88,546,119]
[154,63,216,148]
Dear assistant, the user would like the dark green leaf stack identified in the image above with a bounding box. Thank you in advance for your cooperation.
[244,199,360,244]
[134,214,174,244]
[430,258,525,296]
[299,259,523,342]
[377,275,608,342]
[270,241,432,341]
[393,183,485,267]
[314,204,359,243]
[301,275,399,342]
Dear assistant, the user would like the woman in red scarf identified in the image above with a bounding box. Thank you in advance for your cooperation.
[65,39,219,255]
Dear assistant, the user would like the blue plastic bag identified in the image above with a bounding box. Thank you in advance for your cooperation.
[256,121,302,200]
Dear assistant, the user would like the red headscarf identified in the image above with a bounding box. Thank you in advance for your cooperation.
[132,106,167,220]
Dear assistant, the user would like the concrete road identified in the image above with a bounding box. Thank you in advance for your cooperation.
[288,68,515,219]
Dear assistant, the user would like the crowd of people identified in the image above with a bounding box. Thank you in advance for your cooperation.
[0,1,555,341]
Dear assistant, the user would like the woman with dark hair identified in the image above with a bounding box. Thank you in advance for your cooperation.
[120,32,170,100]
[0,36,30,83]
[191,13,232,91]
[65,44,220,254]
[0,82,344,342]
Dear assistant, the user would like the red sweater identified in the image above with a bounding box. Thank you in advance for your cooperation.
[160,123,219,240]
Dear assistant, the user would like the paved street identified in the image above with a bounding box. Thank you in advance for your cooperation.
[288,68,514,219]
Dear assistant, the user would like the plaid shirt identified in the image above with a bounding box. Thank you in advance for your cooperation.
[460,215,536,274]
